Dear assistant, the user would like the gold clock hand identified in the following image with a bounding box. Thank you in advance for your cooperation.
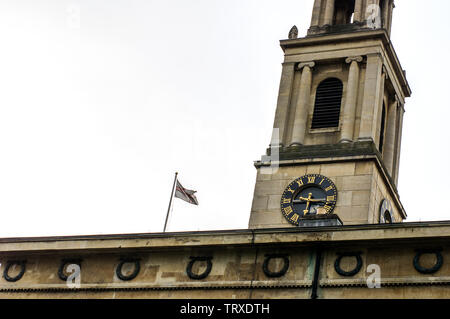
[293,196,309,203]
[307,198,326,203]
[296,197,326,203]
[303,193,313,215]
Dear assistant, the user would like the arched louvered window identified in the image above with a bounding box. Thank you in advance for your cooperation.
[311,78,343,129]
[379,102,387,153]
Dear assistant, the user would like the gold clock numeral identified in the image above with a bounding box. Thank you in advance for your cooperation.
[287,187,295,194]
[283,206,294,215]
[323,205,332,213]
[290,214,300,223]
[325,186,334,192]
[308,176,316,184]
[327,195,336,202]
[319,178,326,185]
[282,198,292,204]
[296,179,304,187]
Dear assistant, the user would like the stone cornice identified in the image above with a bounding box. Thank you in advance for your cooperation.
[3,221,450,253]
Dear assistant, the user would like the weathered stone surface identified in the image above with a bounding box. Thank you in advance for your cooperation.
[1,223,450,299]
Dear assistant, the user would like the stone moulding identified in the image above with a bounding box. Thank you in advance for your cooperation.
[320,277,450,288]
[2,278,450,294]
[0,280,313,293]
[264,141,379,161]
[3,222,450,252]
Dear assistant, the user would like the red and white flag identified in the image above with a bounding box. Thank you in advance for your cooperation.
[175,180,199,205]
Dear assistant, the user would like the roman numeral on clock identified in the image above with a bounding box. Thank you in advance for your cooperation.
[287,187,295,194]
[323,205,332,213]
[283,206,294,215]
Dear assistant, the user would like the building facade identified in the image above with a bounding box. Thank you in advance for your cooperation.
[1,0,450,299]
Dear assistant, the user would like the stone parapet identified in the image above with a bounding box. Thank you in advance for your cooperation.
[1,223,450,298]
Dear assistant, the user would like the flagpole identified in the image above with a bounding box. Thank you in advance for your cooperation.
[163,172,178,233]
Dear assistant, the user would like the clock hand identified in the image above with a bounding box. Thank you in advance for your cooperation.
[293,197,326,203]
[303,201,311,215]
[305,198,326,203]
[303,193,313,215]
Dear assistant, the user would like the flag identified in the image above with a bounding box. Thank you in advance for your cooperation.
[175,180,199,205]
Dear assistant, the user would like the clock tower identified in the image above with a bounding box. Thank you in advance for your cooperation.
[249,0,411,228]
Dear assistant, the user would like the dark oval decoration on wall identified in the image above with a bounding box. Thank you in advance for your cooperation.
[58,259,82,281]
[413,249,443,275]
[262,254,290,278]
[186,257,213,280]
[116,258,141,281]
[3,260,26,282]
[334,252,363,277]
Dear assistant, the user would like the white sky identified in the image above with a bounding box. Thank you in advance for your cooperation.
[0,0,448,237]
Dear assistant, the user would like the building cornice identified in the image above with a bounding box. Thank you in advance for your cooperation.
[2,221,450,254]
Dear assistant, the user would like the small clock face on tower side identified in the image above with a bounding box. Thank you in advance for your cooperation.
[280,174,338,226]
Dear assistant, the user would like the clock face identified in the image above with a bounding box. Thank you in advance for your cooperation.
[280,174,338,226]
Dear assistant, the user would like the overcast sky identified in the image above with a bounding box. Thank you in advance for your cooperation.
[0,0,448,237]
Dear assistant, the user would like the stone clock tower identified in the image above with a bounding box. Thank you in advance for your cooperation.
[249,0,411,228]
